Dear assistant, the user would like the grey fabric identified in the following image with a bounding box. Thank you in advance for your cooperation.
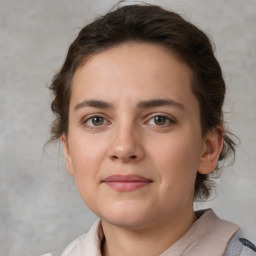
[224,229,256,256]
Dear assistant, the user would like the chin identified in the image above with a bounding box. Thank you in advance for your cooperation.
[103,216,149,230]
[98,205,153,229]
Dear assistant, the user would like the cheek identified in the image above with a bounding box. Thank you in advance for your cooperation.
[69,137,105,207]
[68,136,108,199]
[69,134,106,167]
[150,131,202,184]
[156,145,199,208]
[154,135,201,167]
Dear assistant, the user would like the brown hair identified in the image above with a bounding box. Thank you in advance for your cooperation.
[49,4,236,200]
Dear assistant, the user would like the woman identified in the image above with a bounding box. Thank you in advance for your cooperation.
[45,3,256,256]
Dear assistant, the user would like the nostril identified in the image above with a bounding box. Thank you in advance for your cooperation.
[111,154,137,161]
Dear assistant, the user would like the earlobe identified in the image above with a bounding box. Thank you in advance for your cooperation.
[61,134,74,176]
[198,127,224,175]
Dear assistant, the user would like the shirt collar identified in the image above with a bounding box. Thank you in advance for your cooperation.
[62,209,239,256]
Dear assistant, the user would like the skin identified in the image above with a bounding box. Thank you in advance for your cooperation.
[62,42,223,256]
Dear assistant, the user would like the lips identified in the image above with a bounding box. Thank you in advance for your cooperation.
[102,174,152,192]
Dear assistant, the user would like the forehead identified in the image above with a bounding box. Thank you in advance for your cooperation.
[71,42,196,110]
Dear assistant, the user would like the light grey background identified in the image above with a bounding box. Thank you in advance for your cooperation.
[0,0,255,255]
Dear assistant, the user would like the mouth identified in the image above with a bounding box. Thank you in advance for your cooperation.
[102,174,153,192]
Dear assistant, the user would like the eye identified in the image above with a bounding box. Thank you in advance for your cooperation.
[153,116,168,125]
[147,115,174,126]
[83,115,107,127]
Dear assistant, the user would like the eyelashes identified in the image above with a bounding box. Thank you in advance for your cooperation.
[81,113,176,129]
[84,116,107,126]
[81,114,110,129]
[146,115,175,126]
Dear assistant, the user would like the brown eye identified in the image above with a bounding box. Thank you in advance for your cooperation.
[154,116,168,125]
[84,116,106,127]
[91,116,104,126]
[147,115,174,127]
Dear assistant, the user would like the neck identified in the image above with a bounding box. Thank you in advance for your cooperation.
[101,210,197,256]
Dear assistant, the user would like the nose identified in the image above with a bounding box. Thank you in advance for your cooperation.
[108,124,145,163]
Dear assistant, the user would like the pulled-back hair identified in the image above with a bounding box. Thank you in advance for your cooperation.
[49,4,236,200]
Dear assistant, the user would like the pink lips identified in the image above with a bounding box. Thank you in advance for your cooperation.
[102,174,152,192]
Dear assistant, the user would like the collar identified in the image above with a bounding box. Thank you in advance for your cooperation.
[61,220,103,256]
[160,209,239,256]
[61,209,239,256]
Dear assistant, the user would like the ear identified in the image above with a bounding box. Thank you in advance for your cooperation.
[198,127,224,175]
[61,134,74,176]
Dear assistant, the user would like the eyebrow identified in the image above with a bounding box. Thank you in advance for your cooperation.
[74,99,184,111]
[137,99,184,110]
[74,100,113,111]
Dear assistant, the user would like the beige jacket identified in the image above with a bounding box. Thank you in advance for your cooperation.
[42,209,255,256]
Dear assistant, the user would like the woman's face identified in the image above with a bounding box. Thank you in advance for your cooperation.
[62,42,218,230]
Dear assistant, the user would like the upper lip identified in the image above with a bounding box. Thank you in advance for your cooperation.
[102,174,152,182]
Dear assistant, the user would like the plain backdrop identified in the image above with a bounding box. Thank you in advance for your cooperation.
[0,0,255,255]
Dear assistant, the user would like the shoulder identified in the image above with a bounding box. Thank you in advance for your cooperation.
[192,209,256,256]
[60,232,89,256]
[224,228,256,256]
[60,219,103,256]
[41,219,102,256]
[40,233,89,256]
